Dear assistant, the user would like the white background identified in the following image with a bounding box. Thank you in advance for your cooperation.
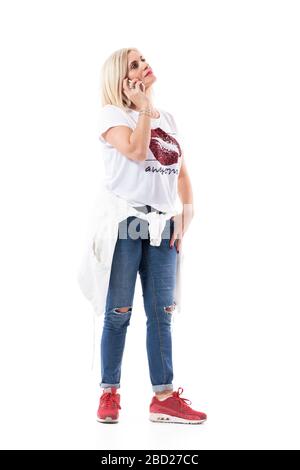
[0,0,299,450]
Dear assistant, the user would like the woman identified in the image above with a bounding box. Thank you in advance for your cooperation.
[83,47,207,425]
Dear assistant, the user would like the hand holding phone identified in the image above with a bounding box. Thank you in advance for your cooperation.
[127,79,144,90]
[123,77,150,109]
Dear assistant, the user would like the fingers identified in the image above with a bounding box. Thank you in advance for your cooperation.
[170,217,177,249]
[123,78,144,90]
[175,238,181,253]
[123,78,136,87]
[170,228,183,252]
[170,229,178,249]
[170,235,181,253]
[169,213,184,252]
[169,234,176,249]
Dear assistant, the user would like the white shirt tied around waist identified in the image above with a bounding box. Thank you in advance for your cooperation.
[77,181,184,318]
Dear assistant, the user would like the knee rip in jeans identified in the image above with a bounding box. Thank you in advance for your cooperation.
[164,302,176,314]
[113,306,132,314]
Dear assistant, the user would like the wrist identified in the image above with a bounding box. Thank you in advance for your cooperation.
[139,106,153,117]
[139,100,151,110]
[182,204,194,216]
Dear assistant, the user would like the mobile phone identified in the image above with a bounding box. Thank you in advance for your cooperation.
[127,79,144,89]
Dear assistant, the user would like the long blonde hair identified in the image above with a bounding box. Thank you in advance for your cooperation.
[100,47,153,111]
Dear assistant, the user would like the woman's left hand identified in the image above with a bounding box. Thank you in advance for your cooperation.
[170,210,194,253]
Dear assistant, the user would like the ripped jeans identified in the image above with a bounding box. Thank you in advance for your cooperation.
[100,206,177,393]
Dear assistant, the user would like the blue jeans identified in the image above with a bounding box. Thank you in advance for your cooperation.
[100,205,177,393]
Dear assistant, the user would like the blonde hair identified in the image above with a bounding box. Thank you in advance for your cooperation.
[100,47,153,111]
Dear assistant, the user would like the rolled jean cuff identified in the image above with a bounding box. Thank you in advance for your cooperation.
[152,384,173,392]
[100,383,120,389]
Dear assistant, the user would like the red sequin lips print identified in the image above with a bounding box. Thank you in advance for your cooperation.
[149,128,182,166]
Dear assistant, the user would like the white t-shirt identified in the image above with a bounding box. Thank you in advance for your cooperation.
[98,104,183,213]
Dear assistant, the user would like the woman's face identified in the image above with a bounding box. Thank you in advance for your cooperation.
[126,50,156,88]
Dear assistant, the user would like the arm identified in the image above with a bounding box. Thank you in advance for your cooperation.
[177,154,195,217]
[129,110,152,161]
[170,154,195,251]
[102,110,152,162]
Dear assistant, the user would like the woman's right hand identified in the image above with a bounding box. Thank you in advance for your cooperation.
[123,78,150,110]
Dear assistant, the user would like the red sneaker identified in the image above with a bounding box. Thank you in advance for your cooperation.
[97,387,121,423]
[149,387,207,424]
